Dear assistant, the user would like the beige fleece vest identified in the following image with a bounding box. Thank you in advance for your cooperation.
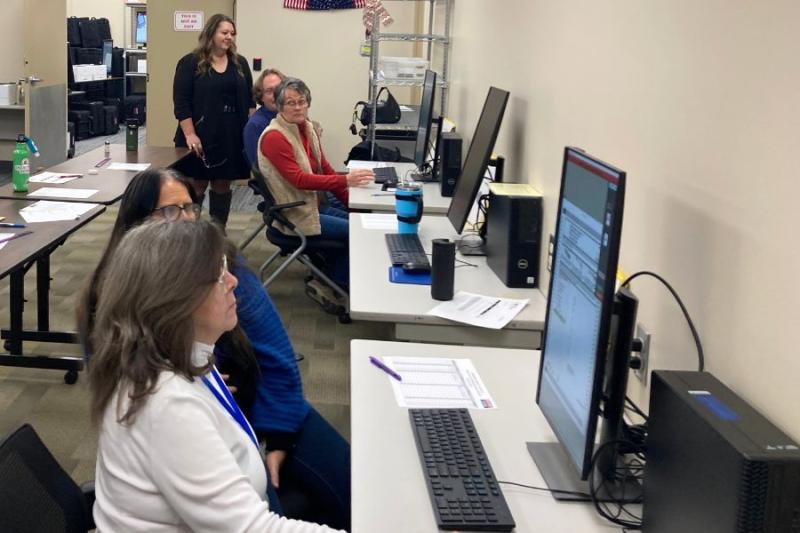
[257,114,323,236]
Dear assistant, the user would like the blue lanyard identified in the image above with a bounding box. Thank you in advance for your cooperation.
[202,368,259,450]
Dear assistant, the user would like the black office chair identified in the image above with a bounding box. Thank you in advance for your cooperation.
[247,166,350,322]
[0,424,95,533]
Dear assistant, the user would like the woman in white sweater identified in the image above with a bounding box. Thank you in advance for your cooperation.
[86,220,343,533]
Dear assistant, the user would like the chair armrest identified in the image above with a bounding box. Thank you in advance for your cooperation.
[81,480,96,530]
[269,200,306,213]
[267,200,306,232]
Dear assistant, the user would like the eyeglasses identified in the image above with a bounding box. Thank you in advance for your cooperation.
[283,99,308,108]
[152,203,201,221]
[218,254,229,286]
[201,155,229,169]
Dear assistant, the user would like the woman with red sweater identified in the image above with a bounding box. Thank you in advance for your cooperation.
[257,78,373,289]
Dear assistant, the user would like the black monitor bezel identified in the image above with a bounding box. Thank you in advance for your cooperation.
[414,69,437,169]
[446,86,510,234]
[535,146,627,479]
[102,39,113,75]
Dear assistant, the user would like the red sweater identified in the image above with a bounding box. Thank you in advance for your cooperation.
[261,126,348,205]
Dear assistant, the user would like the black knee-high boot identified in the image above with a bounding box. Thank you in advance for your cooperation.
[208,190,233,227]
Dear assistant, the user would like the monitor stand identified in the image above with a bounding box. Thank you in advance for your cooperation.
[456,236,486,256]
[526,442,641,502]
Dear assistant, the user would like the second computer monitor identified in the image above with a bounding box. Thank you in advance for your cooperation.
[446,86,510,234]
[414,69,437,170]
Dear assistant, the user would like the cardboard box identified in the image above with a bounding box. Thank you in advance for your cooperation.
[72,65,93,82]
[90,65,107,81]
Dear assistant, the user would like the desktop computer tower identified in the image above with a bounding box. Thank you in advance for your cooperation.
[485,183,542,288]
[439,132,462,197]
[642,370,800,533]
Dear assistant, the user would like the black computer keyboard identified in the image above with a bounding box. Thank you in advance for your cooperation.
[409,409,516,532]
[385,233,431,271]
[373,166,399,184]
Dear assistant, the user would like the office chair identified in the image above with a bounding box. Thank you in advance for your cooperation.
[247,166,351,323]
[0,424,95,533]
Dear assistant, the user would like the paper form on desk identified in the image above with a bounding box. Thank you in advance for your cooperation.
[360,213,398,230]
[29,172,81,184]
[346,160,380,170]
[427,291,529,329]
[27,187,98,199]
[19,201,98,223]
[384,356,496,409]
[107,162,150,171]
[0,233,13,251]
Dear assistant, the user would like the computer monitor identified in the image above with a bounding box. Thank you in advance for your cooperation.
[414,69,437,170]
[102,40,113,75]
[530,147,638,501]
[135,11,147,46]
[446,87,509,241]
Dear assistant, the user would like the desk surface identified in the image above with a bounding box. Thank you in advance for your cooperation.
[351,340,620,532]
[0,199,105,278]
[349,213,546,330]
[0,144,189,204]
[349,181,450,214]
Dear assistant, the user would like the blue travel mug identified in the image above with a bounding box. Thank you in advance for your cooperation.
[395,181,424,234]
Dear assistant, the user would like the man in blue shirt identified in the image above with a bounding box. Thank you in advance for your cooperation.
[243,68,285,167]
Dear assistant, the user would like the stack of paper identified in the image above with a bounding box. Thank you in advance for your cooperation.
[27,187,98,199]
[29,172,82,184]
[107,162,150,172]
[19,201,98,223]
[382,356,496,409]
[360,213,397,230]
[427,291,529,329]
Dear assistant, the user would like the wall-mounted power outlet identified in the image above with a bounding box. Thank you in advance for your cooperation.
[633,323,651,383]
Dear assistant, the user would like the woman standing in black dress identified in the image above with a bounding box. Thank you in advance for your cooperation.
[173,14,254,226]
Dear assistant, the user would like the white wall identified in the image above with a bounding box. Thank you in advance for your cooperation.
[0,0,25,82]
[236,1,418,170]
[447,1,800,439]
[67,0,126,47]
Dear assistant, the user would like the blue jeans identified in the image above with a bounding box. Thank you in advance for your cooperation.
[277,407,351,531]
[314,205,349,289]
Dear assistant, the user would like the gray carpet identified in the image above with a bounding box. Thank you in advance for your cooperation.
[0,134,394,485]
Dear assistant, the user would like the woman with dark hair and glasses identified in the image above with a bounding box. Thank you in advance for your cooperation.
[87,220,342,532]
[173,13,255,227]
[78,168,352,531]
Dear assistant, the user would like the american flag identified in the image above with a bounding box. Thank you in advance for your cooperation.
[284,0,366,10]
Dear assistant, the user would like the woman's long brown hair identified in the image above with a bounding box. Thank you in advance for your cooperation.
[193,13,244,78]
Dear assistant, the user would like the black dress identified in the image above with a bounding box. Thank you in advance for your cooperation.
[173,53,254,181]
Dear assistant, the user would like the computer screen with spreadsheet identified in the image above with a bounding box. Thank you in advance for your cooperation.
[535,147,627,481]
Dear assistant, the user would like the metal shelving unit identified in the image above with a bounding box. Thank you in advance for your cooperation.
[367,0,452,158]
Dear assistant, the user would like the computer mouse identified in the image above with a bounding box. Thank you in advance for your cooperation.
[402,262,431,273]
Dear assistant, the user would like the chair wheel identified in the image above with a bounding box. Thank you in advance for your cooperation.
[338,313,351,324]
[64,370,78,385]
[4,340,11,351]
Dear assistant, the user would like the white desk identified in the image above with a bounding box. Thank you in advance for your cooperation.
[349,214,546,348]
[349,181,451,214]
[351,340,621,532]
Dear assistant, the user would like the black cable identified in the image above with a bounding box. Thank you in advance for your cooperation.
[588,439,644,529]
[621,270,705,372]
[624,397,648,421]
[496,480,590,499]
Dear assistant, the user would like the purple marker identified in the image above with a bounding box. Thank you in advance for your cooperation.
[369,356,402,382]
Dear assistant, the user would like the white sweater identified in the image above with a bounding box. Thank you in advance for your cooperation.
[94,343,342,533]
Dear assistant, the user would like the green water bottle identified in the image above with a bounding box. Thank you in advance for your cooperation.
[126,119,139,151]
[11,134,30,193]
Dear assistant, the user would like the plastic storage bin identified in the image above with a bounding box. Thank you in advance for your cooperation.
[379,57,429,81]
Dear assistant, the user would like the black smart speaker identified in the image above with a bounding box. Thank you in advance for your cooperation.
[431,239,455,301]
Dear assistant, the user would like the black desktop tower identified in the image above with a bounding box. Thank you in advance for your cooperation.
[485,184,542,288]
[439,132,462,197]
[642,371,800,533]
